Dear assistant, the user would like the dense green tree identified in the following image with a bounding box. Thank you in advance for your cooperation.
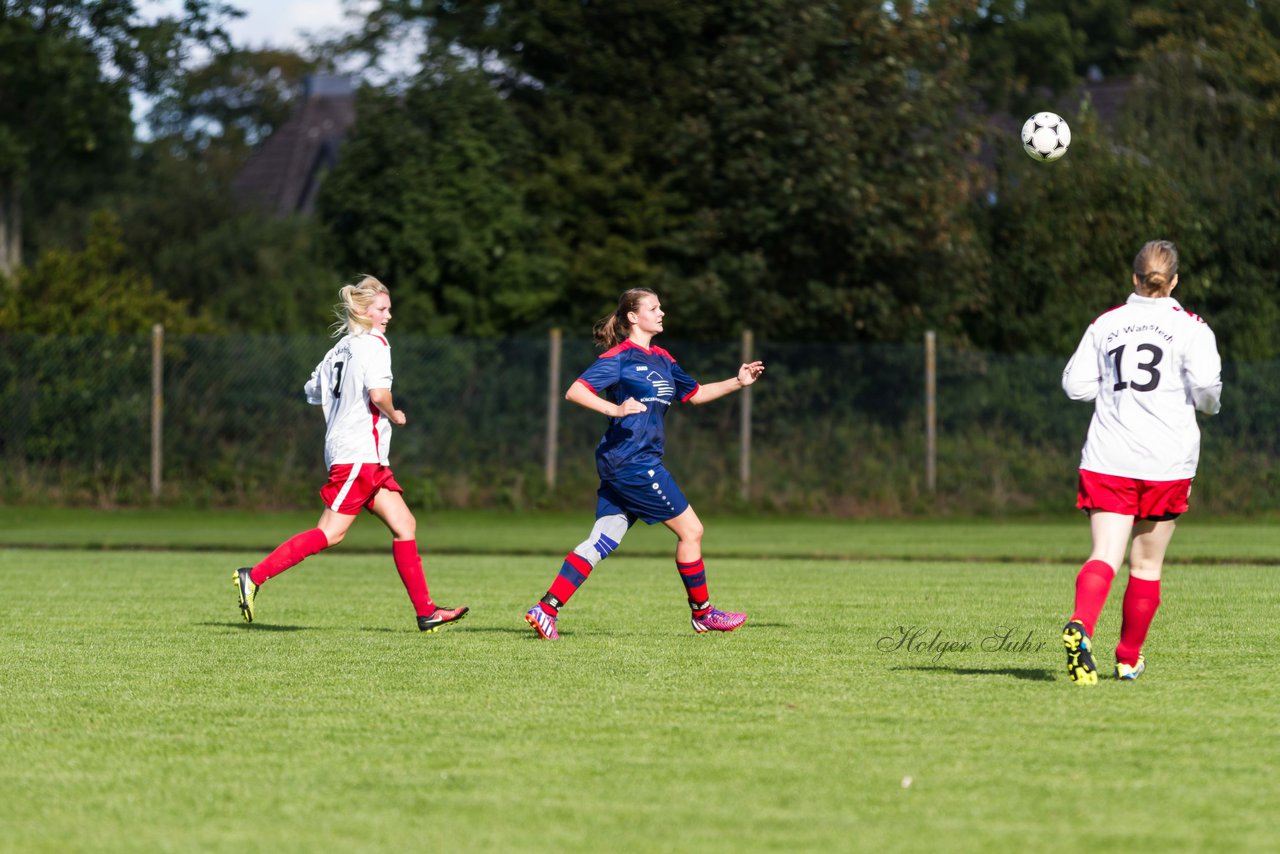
[0,0,239,273]
[319,65,561,335]
[976,1,1280,360]
[960,0,1138,114]
[657,1,989,341]
[0,210,213,334]
[1118,0,1280,359]
[342,0,989,341]
[78,44,337,334]
[977,107,1201,354]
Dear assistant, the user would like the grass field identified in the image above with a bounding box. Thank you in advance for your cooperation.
[2,509,1279,851]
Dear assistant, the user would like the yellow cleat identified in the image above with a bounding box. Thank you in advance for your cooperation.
[1115,656,1146,681]
[233,567,258,623]
[1062,621,1098,685]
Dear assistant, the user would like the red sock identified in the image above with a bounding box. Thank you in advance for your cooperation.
[1070,559,1116,637]
[251,528,329,585]
[392,539,434,617]
[1115,577,1161,666]
[546,553,594,613]
[677,557,710,613]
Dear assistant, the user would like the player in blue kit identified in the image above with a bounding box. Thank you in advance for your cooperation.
[525,288,765,640]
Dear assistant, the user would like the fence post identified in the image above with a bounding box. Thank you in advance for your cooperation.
[925,330,936,494]
[545,327,562,489]
[151,323,164,499]
[740,329,753,502]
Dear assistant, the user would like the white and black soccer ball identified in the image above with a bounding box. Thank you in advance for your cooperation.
[1021,112,1071,162]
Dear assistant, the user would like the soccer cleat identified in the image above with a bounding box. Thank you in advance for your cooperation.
[691,607,747,634]
[233,567,258,623]
[417,605,469,633]
[525,605,559,640]
[1115,655,1146,681]
[1062,620,1098,685]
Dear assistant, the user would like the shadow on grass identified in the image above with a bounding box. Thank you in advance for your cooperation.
[198,621,309,632]
[892,665,1057,682]
[455,626,543,636]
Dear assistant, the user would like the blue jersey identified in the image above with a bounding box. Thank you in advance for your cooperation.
[575,340,700,479]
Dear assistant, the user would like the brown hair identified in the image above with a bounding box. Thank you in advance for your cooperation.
[331,274,389,337]
[593,288,658,349]
[1133,240,1178,296]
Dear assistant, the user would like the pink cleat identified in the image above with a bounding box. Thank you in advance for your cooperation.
[418,605,468,632]
[691,607,747,633]
[525,605,559,640]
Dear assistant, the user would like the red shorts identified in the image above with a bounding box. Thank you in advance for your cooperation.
[1076,469,1191,520]
[319,463,402,515]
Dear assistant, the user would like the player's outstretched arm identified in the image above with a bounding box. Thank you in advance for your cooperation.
[565,380,647,418]
[688,361,765,406]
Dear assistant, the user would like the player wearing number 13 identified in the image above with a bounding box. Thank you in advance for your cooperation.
[1059,240,1222,684]
[231,276,467,632]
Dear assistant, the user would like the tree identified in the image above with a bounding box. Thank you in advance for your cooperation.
[335,0,989,341]
[0,1,239,274]
[1118,0,1280,359]
[656,1,989,341]
[111,27,366,333]
[0,210,213,334]
[145,47,318,155]
[319,66,561,335]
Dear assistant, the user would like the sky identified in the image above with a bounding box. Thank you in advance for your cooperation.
[141,0,359,51]
[221,0,360,50]
[132,0,372,132]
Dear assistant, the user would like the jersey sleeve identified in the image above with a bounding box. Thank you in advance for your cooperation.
[363,339,394,390]
[1184,323,1223,415]
[671,359,699,402]
[1062,325,1101,401]
[304,366,324,405]
[576,355,622,395]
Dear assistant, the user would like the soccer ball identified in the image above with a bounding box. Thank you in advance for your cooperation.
[1021,112,1071,161]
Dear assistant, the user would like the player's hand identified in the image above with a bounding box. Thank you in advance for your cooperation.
[614,398,647,418]
[738,361,765,386]
[390,409,407,426]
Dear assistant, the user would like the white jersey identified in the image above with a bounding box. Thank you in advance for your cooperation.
[1062,293,1222,480]
[304,331,394,469]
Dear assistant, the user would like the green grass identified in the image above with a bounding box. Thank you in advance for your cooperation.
[2,515,1279,851]
[4,505,1280,562]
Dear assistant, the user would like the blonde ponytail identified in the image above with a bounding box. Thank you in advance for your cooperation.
[1133,241,1178,297]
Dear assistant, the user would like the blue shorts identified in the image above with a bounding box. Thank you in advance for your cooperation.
[596,465,690,525]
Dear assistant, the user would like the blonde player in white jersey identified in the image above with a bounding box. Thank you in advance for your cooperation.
[1060,240,1221,684]
[233,276,468,632]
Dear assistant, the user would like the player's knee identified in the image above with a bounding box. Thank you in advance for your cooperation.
[324,527,346,546]
[683,519,704,544]
[571,513,629,567]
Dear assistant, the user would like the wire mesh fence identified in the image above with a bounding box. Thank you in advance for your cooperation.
[1,331,1274,514]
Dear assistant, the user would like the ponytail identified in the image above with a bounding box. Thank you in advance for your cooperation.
[1133,240,1178,297]
[593,288,657,349]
